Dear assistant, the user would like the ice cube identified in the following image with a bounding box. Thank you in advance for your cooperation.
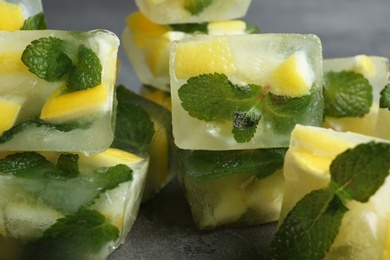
[0,148,148,260]
[122,11,258,91]
[135,0,252,24]
[111,85,175,202]
[0,0,45,31]
[170,33,323,150]
[0,30,119,155]
[175,147,286,229]
[323,55,389,135]
[279,124,390,259]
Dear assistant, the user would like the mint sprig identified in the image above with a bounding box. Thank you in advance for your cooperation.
[183,0,213,15]
[21,12,47,30]
[178,73,314,142]
[22,209,119,259]
[269,141,390,259]
[21,37,102,92]
[379,84,390,109]
[324,70,373,118]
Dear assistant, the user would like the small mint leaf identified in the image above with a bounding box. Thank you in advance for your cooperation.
[23,209,119,258]
[330,141,390,202]
[176,147,286,180]
[66,44,102,91]
[21,36,74,82]
[269,189,347,260]
[245,22,260,34]
[232,110,261,143]
[183,0,213,15]
[21,12,47,30]
[324,71,373,118]
[56,153,80,178]
[170,22,208,33]
[379,84,390,109]
[0,152,56,177]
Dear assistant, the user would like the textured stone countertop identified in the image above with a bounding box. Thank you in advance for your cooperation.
[42,0,390,259]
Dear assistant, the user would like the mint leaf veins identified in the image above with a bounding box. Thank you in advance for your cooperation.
[21,12,47,30]
[324,70,373,118]
[269,142,390,260]
[379,83,390,109]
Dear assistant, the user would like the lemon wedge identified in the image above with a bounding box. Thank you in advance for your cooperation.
[0,98,23,135]
[271,51,314,97]
[40,85,109,124]
[0,0,24,31]
[207,20,247,36]
[174,36,236,79]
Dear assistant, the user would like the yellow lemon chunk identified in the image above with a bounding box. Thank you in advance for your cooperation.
[0,98,23,135]
[0,1,25,31]
[207,20,247,36]
[40,85,109,124]
[354,54,376,77]
[0,51,29,73]
[140,86,172,111]
[271,51,314,97]
[382,213,390,259]
[174,37,236,79]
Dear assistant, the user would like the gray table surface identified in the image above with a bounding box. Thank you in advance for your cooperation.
[42,0,390,259]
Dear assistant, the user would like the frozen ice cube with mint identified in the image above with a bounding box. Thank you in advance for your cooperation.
[135,0,252,24]
[170,33,323,150]
[0,30,119,155]
[0,148,148,260]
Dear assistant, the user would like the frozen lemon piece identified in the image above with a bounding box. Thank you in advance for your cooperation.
[135,0,252,24]
[0,1,24,31]
[271,51,314,97]
[170,33,323,150]
[174,37,235,79]
[0,149,148,259]
[40,85,110,124]
[323,55,389,136]
[0,30,119,155]
[280,124,390,259]
[382,213,390,259]
[207,20,247,35]
[0,98,23,135]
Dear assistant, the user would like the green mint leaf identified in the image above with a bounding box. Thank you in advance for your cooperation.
[176,147,286,180]
[95,164,133,192]
[232,110,261,143]
[324,70,373,118]
[183,0,213,15]
[178,73,262,142]
[330,141,390,202]
[21,36,74,82]
[0,152,57,178]
[270,189,347,260]
[23,209,119,259]
[263,90,314,134]
[21,12,47,30]
[66,44,102,91]
[170,22,208,33]
[245,22,260,34]
[379,83,390,109]
[0,118,76,145]
[111,85,156,151]
[56,154,80,178]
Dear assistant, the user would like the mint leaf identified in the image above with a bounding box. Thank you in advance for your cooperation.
[270,189,347,260]
[170,22,208,33]
[21,12,47,30]
[379,84,390,109]
[176,147,286,180]
[245,22,260,34]
[21,36,74,82]
[270,141,390,259]
[183,0,213,15]
[23,209,119,259]
[178,73,262,142]
[324,71,373,118]
[263,90,314,134]
[232,110,261,143]
[111,85,155,151]
[56,154,80,178]
[95,164,133,192]
[66,44,102,91]
[0,118,78,145]
[330,142,390,202]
